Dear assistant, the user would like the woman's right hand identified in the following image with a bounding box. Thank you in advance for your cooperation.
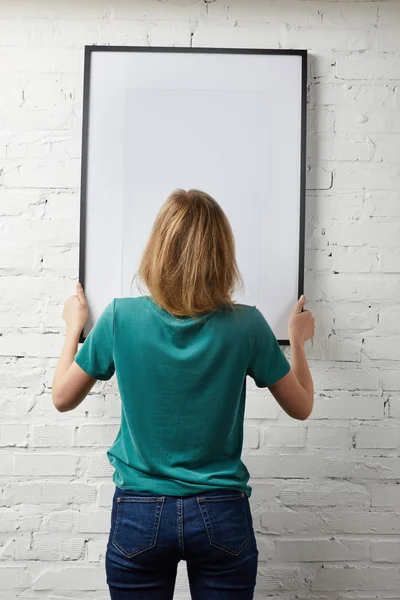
[288,296,315,346]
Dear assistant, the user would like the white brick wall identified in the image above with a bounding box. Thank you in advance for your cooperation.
[0,0,400,598]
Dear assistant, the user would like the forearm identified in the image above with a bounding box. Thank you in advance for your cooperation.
[53,329,80,392]
[290,341,314,397]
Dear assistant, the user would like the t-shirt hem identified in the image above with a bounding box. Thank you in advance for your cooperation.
[74,356,109,380]
[256,361,291,388]
[110,468,252,498]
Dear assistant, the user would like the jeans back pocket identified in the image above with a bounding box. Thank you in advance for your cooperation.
[197,493,251,556]
[112,496,165,558]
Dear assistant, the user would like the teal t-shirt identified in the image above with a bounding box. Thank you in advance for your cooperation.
[74,296,290,497]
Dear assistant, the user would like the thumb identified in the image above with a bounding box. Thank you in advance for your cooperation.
[293,295,306,314]
[76,282,87,305]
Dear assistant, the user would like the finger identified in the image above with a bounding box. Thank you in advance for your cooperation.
[293,295,306,314]
[76,282,87,305]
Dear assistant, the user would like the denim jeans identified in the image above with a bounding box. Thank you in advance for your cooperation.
[106,486,258,599]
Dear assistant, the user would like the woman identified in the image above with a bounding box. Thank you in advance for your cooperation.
[52,189,314,599]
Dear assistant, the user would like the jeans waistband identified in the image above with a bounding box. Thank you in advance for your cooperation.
[114,486,245,499]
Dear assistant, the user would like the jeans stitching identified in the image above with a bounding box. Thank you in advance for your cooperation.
[197,497,251,556]
[198,493,245,503]
[177,498,185,557]
[112,497,165,558]
[116,497,162,503]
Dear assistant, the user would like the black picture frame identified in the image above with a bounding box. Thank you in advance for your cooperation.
[79,46,307,345]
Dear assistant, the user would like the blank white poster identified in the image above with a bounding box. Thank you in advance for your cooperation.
[81,48,306,342]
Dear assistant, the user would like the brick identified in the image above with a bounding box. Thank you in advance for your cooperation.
[382,372,400,392]
[276,538,368,562]
[371,134,400,163]
[0,298,46,328]
[194,21,283,49]
[33,567,105,591]
[0,567,30,589]
[44,190,80,218]
[4,482,96,505]
[261,425,306,448]
[87,539,106,562]
[15,535,62,561]
[249,482,281,511]
[243,425,259,449]
[217,1,323,27]
[308,133,374,162]
[321,511,400,535]
[245,393,282,419]
[378,2,400,25]
[260,509,320,536]
[85,454,114,479]
[5,158,80,188]
[31,425,74,447]
[0,189,43,216]
[333,305,378,331]
[320,274,400,303]
[0,333,63,359]
[335,107,400,134]
[322,3,378,26]
[98,482,115,507]
[313,565,400,592]
[256,537,275,562]
[14,453,78,476]
[0,1,109,19]
[308,425,352,449]
[355,425,398,449]
[56,20,148,47]
[113,0,203,20]
[371,484,400,508]
[371,541,400,563]
[280,481,369,509]
[77,509,110,534]
[388,396,400,418]
[312,364,380,391]
[0,424,29,447]
[75,424,119,447]
[284,26,373,53]
[0,454,13,476]
[379,251,400,273]
[42,247,79,272]
[195,23,284,54]
[334,163,400,191]
[103,393,121,418]
[331,248,377,273]
[364,337,400,360]
[337,57,400,80]
[329,221,400,248]
[310,394,384,420]
[42,510,75,532]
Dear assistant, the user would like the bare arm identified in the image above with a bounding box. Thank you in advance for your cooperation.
[52,283,95,412]
[269,296,314,421]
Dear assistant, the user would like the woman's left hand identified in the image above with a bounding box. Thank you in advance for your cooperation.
[63,282,89,335]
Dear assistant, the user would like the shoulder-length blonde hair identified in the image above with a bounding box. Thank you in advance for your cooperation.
[138,189,243,317]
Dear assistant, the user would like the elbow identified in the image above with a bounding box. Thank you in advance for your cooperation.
[52,390,70,413]
[54,403,70,413]
[296,396,314,421]
[296,410,312,421]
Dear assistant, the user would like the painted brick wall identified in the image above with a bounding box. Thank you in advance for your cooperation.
[1,1,400,598]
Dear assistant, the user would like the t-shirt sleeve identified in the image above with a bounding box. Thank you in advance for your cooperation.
[247,306,290,388]
[74,299,116,381]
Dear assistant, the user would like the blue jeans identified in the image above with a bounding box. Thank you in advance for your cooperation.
[106,486,258,599]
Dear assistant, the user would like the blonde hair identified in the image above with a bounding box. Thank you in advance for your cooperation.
[138,189,243,317]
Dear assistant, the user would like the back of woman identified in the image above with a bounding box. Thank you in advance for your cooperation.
[53,189,315,600]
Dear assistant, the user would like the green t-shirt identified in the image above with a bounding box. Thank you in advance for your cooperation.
[74,296,290,497]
